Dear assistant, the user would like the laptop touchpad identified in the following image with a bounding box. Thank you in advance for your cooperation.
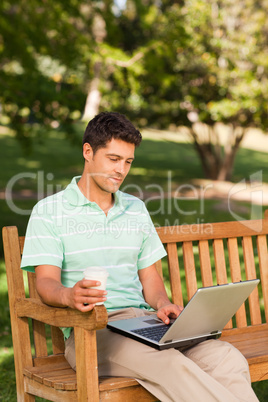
[144,319,163,325]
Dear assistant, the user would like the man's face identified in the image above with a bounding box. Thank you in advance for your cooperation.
[84,138,135,194]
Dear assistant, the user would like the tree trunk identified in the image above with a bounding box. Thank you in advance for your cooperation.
[82,61,102,121]
[216,126,246,181]
[193,141,220,180]
[82,14,106,121]
[189,124,246,181]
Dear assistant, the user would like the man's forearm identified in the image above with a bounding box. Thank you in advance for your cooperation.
[34,265,107,311]
[139,265,172,310]
[155,292,173,310]
[36,277,70,308]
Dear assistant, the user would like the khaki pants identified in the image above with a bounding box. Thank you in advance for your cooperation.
[65,308,258,402]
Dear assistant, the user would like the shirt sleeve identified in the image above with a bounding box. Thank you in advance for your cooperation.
[21,203,63,272]
[137,203,167,269]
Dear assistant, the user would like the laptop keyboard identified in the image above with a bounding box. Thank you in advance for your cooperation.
[131,325,172,342]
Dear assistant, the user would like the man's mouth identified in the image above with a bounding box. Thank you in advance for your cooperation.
[109,176,123,183]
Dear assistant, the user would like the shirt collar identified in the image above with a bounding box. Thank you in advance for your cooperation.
[63,176,128,210]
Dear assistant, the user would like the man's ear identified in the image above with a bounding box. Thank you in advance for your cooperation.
[83,143,93,162]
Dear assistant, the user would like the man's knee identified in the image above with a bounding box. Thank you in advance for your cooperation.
[184,339,250,374]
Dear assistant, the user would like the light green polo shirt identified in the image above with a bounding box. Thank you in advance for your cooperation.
[21,176,167,338]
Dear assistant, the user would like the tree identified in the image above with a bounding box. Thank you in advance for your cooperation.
[120,0,268,181]
[176,0,268,180]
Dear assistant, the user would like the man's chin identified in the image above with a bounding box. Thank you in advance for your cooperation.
[102,183,121,194]
[107,178,123,191]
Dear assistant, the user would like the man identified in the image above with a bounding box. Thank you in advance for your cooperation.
[21,112,258,401]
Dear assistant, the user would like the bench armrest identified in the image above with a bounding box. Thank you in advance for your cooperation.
[15,297,108,330]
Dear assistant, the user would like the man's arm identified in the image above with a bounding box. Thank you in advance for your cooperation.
[35,265,107,312]
[138,264,183,324]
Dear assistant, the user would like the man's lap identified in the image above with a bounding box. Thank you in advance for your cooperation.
[65,307,245,376]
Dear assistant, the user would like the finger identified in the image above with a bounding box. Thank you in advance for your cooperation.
[84,288,107,298]
[166,304,183,315]
[79,303,96,312]
[82,295,107,305]
[157,310,170,324]
[81,279,101,288]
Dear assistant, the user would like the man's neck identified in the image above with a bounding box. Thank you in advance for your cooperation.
[77,175,114,215]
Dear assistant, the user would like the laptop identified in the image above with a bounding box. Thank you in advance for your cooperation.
[107,279,259,350]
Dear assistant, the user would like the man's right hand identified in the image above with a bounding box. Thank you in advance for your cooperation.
[65,278,107,311]
[35,265,107,312]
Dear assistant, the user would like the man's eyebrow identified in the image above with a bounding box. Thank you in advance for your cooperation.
[106,153,134,160]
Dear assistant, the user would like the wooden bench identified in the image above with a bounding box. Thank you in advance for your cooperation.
[3,211,268,401]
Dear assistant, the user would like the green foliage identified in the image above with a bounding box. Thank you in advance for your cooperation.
[0,1,95,148]
[114,0,268,130]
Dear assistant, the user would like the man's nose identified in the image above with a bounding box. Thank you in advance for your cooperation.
[116,161,126,175]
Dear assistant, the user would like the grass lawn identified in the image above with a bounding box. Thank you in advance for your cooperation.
[0,127,268,401]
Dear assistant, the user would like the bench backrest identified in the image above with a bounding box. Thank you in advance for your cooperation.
[156,213,268,330]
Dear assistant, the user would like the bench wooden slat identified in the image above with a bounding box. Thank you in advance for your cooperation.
[28,271,65,356]
[221,324,268,363]
[213,239,232,329]
[24,363,77,391]
[182,241,197,300]
[166,243,183,306]
[227,238,247,328]
[227,238,242,282]
[198,240,213,287]
[157,219,268,243]
[242,236,262,325]
[213,239,228,284]
[34,369,74,388]
[27,271,48,358]
[33,354,67,367]
[99,377,141,392]
[43,371,76,389]
[51,326,66,355]
[25,362,143,392]
[257,235,268,322]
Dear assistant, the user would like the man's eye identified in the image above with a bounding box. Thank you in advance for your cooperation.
[110,158,117,162]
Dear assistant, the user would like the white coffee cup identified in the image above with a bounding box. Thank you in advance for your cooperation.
[83,266,109,305]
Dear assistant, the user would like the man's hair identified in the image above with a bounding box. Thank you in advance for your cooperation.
[83,112,142,153]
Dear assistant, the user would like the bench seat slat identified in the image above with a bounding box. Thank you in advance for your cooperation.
[221,324,268,363]
[24,362,143,392]
[24,362,77,391]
